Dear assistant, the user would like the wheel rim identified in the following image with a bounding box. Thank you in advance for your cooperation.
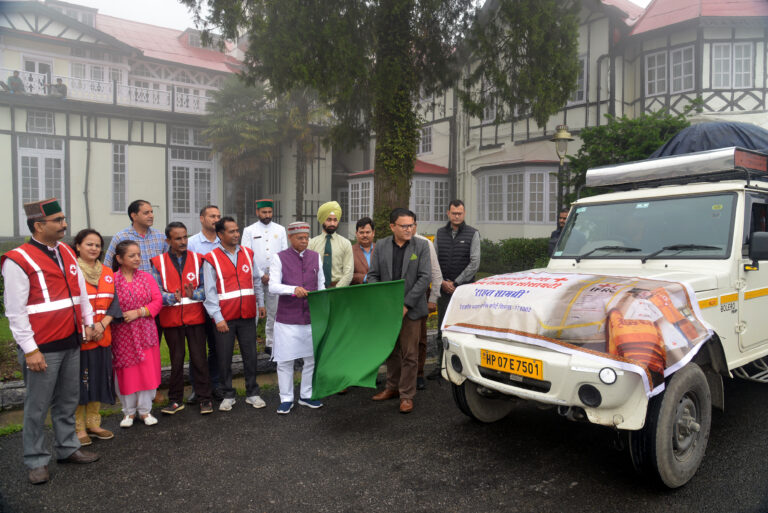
[672,392,701,460]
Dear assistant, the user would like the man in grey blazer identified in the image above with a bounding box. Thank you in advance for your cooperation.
[368,208,431,413]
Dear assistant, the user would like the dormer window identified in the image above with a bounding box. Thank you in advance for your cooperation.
[188,32,201,48]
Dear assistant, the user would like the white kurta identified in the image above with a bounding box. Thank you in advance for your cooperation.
[241,221,288,276]
[268,249,325,362]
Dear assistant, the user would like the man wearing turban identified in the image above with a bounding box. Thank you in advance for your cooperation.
[308,201,353,288]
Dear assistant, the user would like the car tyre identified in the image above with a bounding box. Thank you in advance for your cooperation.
[629,362,711,488]
[451,380,515,423]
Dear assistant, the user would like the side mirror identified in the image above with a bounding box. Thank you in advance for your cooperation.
[749,232,768,262]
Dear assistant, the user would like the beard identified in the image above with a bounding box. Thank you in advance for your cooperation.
[323,224,337,234]
[259,217,272,225]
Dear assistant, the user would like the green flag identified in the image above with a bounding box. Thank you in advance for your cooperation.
[309,280,405,399]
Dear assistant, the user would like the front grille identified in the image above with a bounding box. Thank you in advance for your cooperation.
[478,367,552,393]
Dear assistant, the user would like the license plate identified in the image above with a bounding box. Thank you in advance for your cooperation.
[480,349,543,380]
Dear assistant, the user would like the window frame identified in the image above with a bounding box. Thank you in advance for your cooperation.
[645,50,667,97]
[418,126,432,155]
[111,143,127,213]
[567,56,587,105]
[670,45,695,94]
[476,168,558,224]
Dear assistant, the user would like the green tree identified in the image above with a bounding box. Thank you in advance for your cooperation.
[566,109,694,204]
[184,0,579,229]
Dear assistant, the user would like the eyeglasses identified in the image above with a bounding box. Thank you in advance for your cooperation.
[395,224,415,230]
[40,216,66,225]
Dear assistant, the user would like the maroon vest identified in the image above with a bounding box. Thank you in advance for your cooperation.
[275,248,320,325]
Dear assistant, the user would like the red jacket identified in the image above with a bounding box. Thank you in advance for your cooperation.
[1,242,83,345]
[151,251,206,328]
[203,247,257,321]
[81,265,115,350]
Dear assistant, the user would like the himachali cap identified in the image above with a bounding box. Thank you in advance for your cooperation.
[286,222,310,236]
[24,198,62,220]
[255,198,274,209]
[317,201,342,224]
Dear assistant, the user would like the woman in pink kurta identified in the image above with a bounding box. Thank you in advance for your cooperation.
[110,241,163,427]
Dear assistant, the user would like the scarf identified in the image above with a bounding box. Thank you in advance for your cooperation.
[111,269,158,369]
[77,257,103,287]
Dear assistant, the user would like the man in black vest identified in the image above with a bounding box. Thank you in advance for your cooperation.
[430,199,480,379]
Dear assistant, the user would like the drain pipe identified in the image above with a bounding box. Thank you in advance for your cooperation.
[83,115,92,227]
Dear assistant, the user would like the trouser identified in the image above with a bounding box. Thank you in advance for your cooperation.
[119,389,156,416]
[164,323,210,403]
[436,293,453,368]
[264,283,278,349]
[418,316,428,378]
[189,314,220,392]
[18,346,80,469]
[215,317,260,399]
[276,356,315,403]
[384,316,422,400]
[75,402,102,432]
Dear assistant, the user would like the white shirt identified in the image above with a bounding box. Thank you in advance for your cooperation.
[241,221,288,276]
[2,240,95,354]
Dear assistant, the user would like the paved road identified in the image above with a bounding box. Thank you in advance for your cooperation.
[1,369,768,513]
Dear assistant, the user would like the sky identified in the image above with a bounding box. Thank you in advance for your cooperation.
[61,0,653,32]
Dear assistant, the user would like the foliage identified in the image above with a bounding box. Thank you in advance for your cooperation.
[183,0,579,216]
[479,238,549,275]
[566,103,701,203]
[0,424,23,437]
[461,0,580,128]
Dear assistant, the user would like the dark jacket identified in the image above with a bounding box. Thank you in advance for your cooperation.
[367,236,431,320]
[436,221,476,283]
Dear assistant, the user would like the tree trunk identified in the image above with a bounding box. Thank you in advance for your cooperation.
[295,140,305,223]
[372,0,419,236]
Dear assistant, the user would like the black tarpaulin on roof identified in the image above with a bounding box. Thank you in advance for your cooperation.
[650,121,768,158]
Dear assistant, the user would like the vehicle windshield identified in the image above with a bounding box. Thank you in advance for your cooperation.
[553,193,735,260]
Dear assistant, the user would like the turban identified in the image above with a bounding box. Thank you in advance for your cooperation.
[317,201,342,224]
[24,198,62,219]
[255,198,274,209]
[287,222,310,236]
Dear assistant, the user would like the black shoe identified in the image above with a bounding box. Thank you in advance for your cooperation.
[426,368,441,380]
[417,377,426,390]
[264,346,272,356]
[161,402,185,415]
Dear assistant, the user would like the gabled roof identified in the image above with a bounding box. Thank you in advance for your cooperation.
[600,0,646,27]
[95,14,240,74]
[349,160,450,178]
[631,0,768,36]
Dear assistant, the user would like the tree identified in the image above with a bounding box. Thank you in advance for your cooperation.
[566,108,696,204]
[184,0,579,229]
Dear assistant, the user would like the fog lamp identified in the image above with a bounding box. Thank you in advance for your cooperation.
[450,354,463,374]
[578,384,602,407]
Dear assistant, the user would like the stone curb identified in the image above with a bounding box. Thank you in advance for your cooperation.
[0,331,439,410]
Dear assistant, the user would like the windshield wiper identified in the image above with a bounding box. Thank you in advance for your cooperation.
[641,244,722,263]
[575,245,642,263]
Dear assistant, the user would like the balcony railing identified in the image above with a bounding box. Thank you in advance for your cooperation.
[1,68,210,115]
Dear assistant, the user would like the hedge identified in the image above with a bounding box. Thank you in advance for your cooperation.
[479,237,550,276]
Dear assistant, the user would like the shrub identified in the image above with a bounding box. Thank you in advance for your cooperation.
[479,238,549,276]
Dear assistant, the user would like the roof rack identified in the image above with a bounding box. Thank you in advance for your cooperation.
[585,147,768,189]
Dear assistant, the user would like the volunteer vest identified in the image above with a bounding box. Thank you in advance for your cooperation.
[81,265,115,350]
[1,242,83,345]
[204,247,257,321]
[606,309,666,377]
[436,222,477,283]
[275,248,320,325]
[150,251,206,328]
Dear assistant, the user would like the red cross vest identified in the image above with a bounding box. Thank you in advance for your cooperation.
[1,242,83,345]
[81,265,115,350]
[150,251,206,328]
[203,246,257,321]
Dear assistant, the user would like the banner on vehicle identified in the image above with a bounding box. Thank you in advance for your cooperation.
[441,271,713,396]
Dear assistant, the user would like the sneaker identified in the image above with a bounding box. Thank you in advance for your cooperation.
[200,401,214,415]
[119,415,134,428]
[219,398,236,411]
[245,395,266,409]
[276,401,293,415]
[141,414,158,426]
[161,402,185,415]
[298,398,323,409]
[184,392,197,404]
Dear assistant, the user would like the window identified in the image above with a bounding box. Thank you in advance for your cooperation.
[110,67,123,84]
[568,57,587,104]
[410,177,449,222]
[90,65,104,82]
[26,111,54,134]
[171,126,209,147]
[172,166,191,215]
[713,42,753,89]
[432,180,448,221]
[349,179,373,221]
[670,46,694,93]
[418,127,432,155]
[188,33,202,48]
[482,91,496,123]
[194,167,212,213]
[645,51,667,96]
[17,136,65,234]
[112,144,126,212]
[477,168,558,223]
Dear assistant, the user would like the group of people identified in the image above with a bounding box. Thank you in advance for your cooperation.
[1,70,68,97]
[2,194,480,485]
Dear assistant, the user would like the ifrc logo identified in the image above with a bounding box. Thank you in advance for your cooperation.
[104,275,113,284]
[186,272,196,282]
[242,265,249,273]
[69,264,78,276]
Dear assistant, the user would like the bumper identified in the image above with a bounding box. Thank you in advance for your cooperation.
[441,331,649,430]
